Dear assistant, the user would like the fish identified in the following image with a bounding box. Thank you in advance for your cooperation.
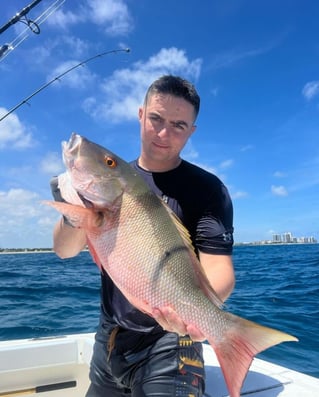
[45,133,298,397]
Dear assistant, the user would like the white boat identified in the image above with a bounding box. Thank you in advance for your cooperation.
[0,333,318,397]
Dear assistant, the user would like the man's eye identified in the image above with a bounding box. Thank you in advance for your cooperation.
[150,115,161,122]
[173,122,185,131]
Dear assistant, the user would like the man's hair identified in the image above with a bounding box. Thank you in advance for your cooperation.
[144,75,200,120]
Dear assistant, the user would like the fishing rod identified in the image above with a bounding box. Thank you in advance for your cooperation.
[0,0,43,35]
[0,48,130,122]
[0,0,65,61]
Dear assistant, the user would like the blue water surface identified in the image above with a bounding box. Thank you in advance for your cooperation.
[0,245,318,378]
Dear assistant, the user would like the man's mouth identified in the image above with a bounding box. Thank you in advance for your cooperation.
[153,141,169,149]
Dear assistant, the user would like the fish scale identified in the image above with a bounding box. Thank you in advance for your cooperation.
[93,191,199,314]
[46,133,298,397]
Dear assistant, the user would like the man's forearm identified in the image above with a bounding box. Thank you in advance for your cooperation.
[53,217,87,259]
[199,252,235,302]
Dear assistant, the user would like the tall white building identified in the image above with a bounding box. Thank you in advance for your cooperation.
[283,232,293,243]
[272,234,282,243]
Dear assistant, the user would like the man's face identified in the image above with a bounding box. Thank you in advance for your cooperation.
[138,93,196,171]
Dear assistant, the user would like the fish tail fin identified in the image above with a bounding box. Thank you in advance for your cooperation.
[208,314,298,397]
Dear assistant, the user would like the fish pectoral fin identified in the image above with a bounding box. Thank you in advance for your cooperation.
[43,200,101,229]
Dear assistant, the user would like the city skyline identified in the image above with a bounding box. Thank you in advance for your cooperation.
[272,232,317,244]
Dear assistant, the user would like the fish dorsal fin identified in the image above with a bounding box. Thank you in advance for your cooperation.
[160,198,224,309]
[159,198,195,252]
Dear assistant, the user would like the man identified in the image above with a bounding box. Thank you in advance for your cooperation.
[51,75,235,396]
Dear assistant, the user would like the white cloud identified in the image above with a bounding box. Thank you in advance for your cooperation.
[182,139,199,161]
[271,185,288,196]
[232,190,248,199]
[0,188,57,248]
[46,60,97,89]
[40,152,64,175]
[273,171,287,178]
[207,41,280,71]
[0,108,35,149]
[46,0,132,36]
[84,47,202,122]
[220,159,233,169]
[45,8,86,29]
[211,87,219,97]
[240,144,254,152]
[27,36,90,70]
[60,36,90,58]
[0,189,40,218]
[302,80,319,100]
[87,0,133,35]
[26,45,52,67]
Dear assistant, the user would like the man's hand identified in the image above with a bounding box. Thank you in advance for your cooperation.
[50,176,75,227]
[152,306,206,342]
[50,176,65,203]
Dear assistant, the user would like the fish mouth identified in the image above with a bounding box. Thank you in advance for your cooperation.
[62,133,82,168]
[78,193,94,208]
[61,133,96,205]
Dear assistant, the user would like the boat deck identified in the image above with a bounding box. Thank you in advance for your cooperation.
[0,333,318,396]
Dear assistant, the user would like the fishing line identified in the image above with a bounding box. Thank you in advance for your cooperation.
[0,48,130,122]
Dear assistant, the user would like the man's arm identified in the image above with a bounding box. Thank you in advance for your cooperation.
[50,176,87,259]
[53,218,87,259]
[199,252,235,302]
[152,252,235,340]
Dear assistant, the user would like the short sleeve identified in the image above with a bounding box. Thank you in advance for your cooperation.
[195,184,234,255]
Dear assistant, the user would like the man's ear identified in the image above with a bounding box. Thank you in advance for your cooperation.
[190,124,197,135]
[138,107,143,121]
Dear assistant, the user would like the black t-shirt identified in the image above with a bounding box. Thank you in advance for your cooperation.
[100,159,234,332]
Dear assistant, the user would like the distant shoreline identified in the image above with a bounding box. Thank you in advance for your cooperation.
[235,242,318,247]
[0,243,317,255]
[0,248,90,254]
[0,249,55,255]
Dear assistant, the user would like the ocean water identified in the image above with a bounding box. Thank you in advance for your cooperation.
[0,244,318,378]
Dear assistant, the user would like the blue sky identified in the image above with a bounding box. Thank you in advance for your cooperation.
[0,0,318,248]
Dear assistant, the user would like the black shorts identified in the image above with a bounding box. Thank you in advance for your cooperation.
[85,326,205,397]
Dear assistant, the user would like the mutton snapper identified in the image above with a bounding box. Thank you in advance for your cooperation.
[45,133,298,397]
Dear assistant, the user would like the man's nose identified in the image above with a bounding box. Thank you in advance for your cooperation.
[157,124,171,137]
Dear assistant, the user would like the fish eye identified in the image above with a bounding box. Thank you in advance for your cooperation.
[104,156,117,168]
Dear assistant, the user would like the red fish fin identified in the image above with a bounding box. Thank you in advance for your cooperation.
[208,313,298,397]
[43,200,100,229]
